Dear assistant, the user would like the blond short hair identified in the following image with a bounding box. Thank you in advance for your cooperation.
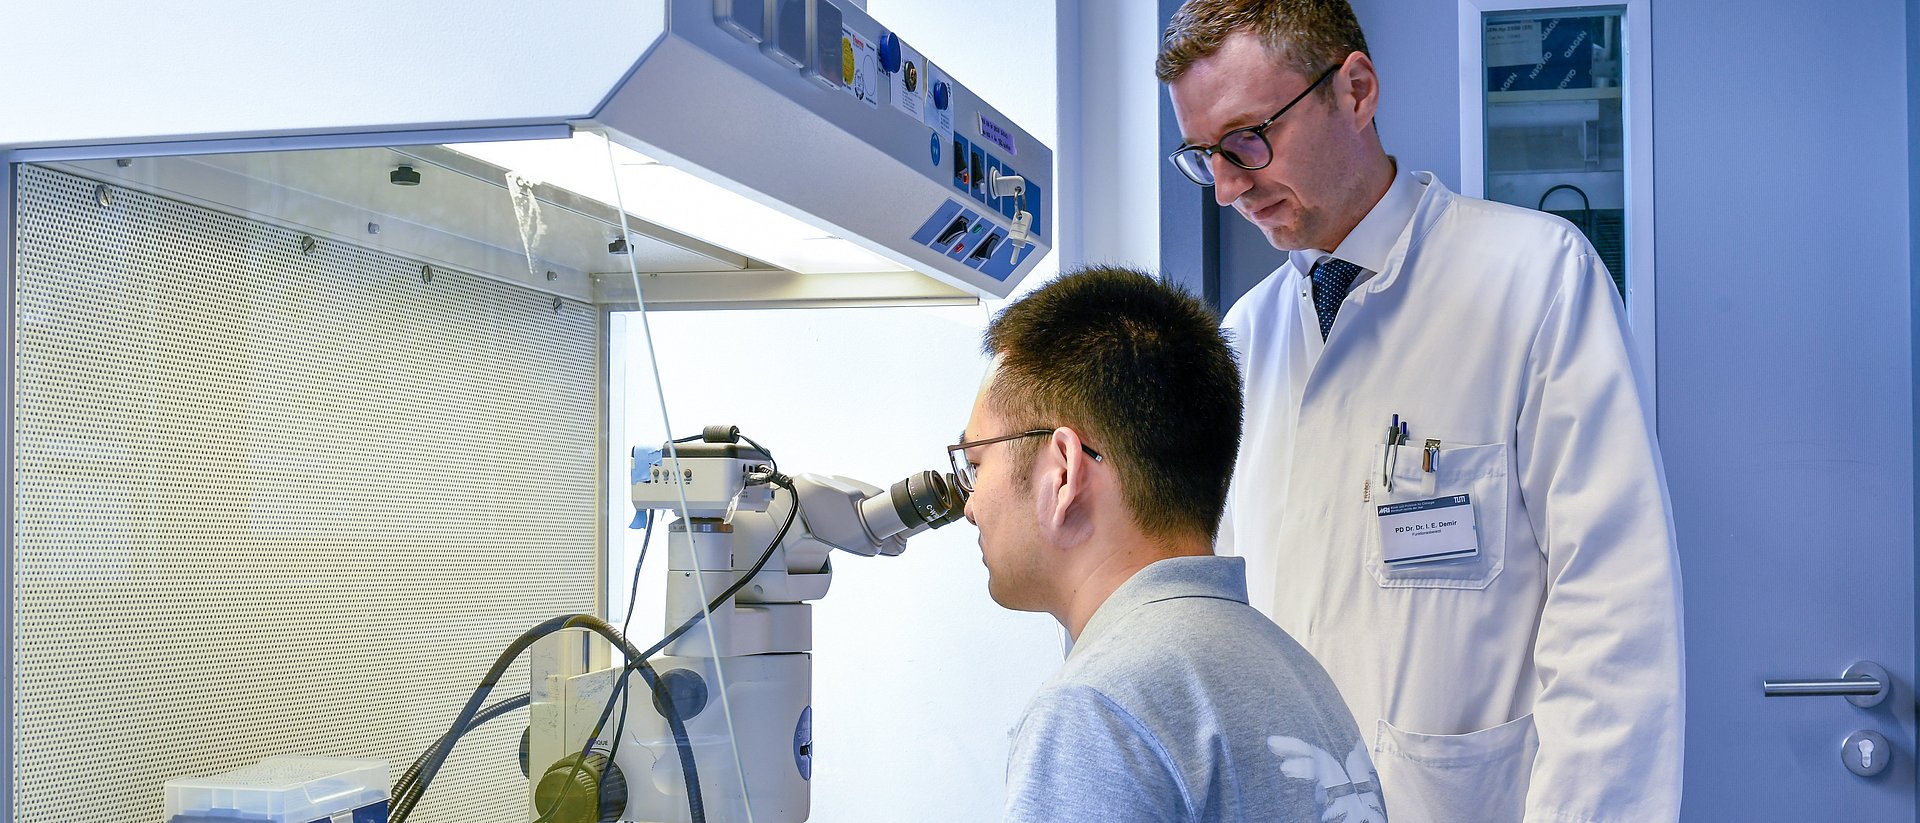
[1156,0,1370,83]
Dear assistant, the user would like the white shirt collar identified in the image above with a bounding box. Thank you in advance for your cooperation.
[1287,160,1425,276]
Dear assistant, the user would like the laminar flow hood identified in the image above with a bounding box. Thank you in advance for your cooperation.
[4,0,1054,309]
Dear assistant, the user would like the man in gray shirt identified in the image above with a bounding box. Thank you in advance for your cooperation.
[948,265,1387,822]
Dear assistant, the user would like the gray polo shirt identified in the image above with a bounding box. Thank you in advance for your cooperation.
[1005,556,1387,822]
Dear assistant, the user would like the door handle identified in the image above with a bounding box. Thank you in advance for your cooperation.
[1763,661,1889,708]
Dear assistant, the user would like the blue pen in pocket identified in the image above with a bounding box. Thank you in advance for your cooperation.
[1384,415,1409,492]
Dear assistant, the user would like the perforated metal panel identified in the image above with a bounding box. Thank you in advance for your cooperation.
[9,164,602,822]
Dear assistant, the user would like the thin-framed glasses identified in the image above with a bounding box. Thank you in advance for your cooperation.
[1168,64,1343,186]
[946,428,1104,496]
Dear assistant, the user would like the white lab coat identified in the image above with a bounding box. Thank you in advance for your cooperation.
[1218,173,1683,822]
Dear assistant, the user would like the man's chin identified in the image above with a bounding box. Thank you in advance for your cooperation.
[1248,210,1319,251]
[985,580,1016,609]
[1262,225,1310,252]
[985,578,1041,612]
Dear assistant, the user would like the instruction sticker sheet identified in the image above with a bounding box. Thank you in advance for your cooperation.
[842,28,880,109]
[891,41,926,121]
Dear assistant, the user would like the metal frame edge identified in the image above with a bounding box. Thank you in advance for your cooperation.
[2,151,17,823]
[6,124,573,165]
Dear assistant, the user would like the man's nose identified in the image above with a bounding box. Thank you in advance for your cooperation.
[1212,157,1253,207]
[963,496,978,526]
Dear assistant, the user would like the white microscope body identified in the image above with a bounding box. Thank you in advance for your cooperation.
[528,429,960,822]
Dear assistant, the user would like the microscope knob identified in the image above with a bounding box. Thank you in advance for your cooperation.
[652,668,710,721]
[534,752,628,823]
[595,757,629,823]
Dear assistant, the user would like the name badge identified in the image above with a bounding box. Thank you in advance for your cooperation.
[1377,495,1479,566]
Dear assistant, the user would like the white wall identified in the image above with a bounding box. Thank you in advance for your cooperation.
[1056,0,1165,275]
[612,3,1070,821]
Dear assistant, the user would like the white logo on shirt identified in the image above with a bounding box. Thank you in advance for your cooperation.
[1266,736,1388,822]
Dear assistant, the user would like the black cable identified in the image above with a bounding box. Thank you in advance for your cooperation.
[524,658,697,823]
[737,434,777,473]
[604,508,656,793]
[588,473,800,814]
[396,447,794,823]
[638,474,796,659]
[394,510,654,819]
[389,618,577,821]
[570,663,670,823]
[391,692,528,807]
[604,474,800,727]
[605,661,635,790]
[397,624,691,823]
[666,431,777,473]
[388,615,697,823]
[519,467,798,823]
[622,510,657,639]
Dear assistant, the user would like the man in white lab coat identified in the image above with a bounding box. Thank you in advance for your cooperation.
[1158,2,1684,821]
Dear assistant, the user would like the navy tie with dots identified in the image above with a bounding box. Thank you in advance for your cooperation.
[1310,257,1361,342]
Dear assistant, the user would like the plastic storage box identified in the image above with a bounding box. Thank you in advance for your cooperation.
[164,756,389,823]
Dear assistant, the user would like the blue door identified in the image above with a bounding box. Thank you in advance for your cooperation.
[1653,0,1916,817]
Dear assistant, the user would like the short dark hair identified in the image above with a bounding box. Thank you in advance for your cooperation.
[1156,0,1370,84]
[983,266,1242,541]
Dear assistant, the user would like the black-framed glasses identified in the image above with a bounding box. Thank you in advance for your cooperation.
[946,428,1104,496]
[1168,64,1342,186]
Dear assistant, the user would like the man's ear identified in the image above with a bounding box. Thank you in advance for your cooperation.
[1336,51,1380,130]
[1033,427,1098,547]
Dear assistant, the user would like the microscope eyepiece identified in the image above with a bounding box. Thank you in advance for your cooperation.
[889,470,955,530]
[856,470,965,545]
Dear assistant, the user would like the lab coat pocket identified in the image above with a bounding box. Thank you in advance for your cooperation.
[1367,442,1507,589]
[1372,713,1537,823]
